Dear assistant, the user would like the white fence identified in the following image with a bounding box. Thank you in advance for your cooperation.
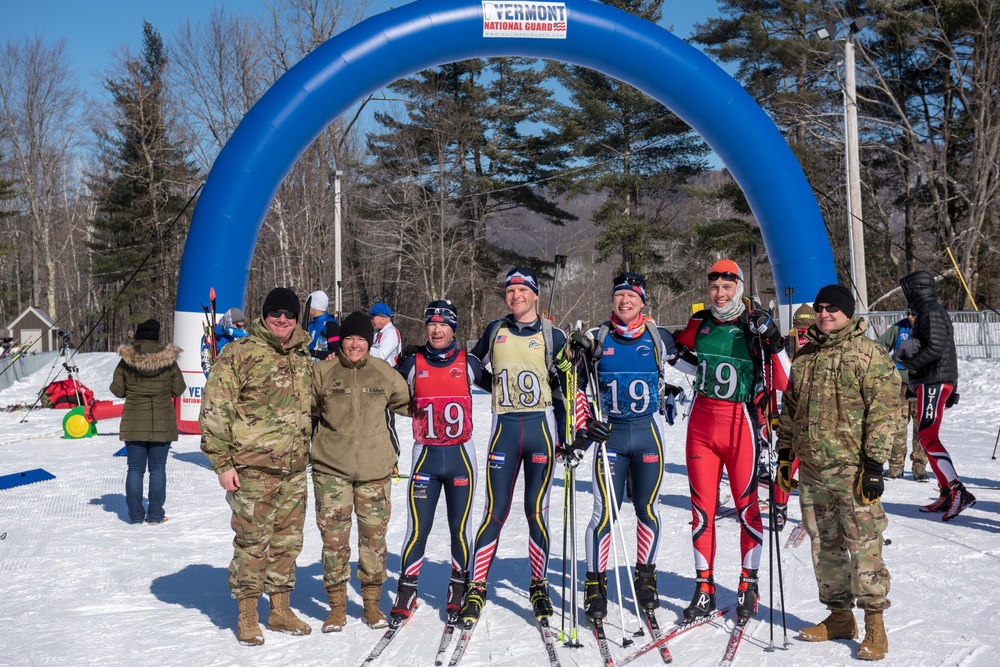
[867,311,1000,359]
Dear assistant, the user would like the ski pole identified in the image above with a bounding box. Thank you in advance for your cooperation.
[567,465,581,647]
[991,423,1000,460]
[767,358,790,646]
[560,465,570,642]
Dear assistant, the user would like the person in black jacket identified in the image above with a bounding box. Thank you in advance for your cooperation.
[895,270,975,521]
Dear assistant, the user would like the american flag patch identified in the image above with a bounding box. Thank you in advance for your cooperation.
[496,335,507,343]
[417,370,429,378]
[603,347,614,355]
[700,326,711,335]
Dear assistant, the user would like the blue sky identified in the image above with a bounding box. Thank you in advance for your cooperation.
[2,0,721,94]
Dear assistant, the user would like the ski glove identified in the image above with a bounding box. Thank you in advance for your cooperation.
[557,433,589,468]
[585,419,611,444]
[892,338,921,366]
[569,330,603,361]
[659,384,686,425]
[776,448,798,494]
[855,458,885,505]
[946,392,960,408]
[748,310,784,352]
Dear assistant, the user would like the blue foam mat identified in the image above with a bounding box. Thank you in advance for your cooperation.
[0,468,56,490]
[114,446,127,457]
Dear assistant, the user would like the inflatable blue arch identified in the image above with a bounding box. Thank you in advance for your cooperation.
[173,0,835,429]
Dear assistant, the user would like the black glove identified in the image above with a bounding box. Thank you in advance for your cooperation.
[660,384,686,425]
[748,310,783,352]
[855,458,885,505]
[776,448,798,494]
[892,338,921,366]
[569,331,603,361]
[946,392,960,408]
[556,433,589,468]
[585,419,610,443]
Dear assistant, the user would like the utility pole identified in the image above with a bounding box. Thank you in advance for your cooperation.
[334,170,343,318]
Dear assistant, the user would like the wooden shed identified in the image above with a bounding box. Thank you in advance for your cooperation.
[5,306,59,353]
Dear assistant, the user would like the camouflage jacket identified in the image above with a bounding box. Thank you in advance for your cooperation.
[777,318,902,470]
[199,319,313,474]
[311,351,411,481]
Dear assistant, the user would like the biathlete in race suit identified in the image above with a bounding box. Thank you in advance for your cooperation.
[459,267,570,623]
[672,259,790,623]
[575,272,694,621]
[389,300,484,625]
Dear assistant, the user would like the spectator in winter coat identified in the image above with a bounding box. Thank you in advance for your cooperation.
[110,318,185,526]
[876,310,928,481]
[306,290,338,359]
[370,302,402,367]
[310,311,411,633]
[214,307,248,354]
[200,287,315,646]
[776,284,900,660]
[896,270,976,518]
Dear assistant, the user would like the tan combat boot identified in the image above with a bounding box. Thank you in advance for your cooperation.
[857,610,888,660]
[266,591,312,635]
[322,584,347,633]
[798,609,857,642]
[236,597,264,646]
[362,583,388,629]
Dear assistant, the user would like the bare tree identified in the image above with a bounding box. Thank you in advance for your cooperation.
[0,36,84,318]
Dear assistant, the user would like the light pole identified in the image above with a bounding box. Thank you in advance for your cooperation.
[817,17,869,314]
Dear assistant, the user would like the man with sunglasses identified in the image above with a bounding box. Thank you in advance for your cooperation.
[775,284,900,660]
[389,300,483,626]
[673,259,790,625]
[876,309,929,481]
[200,287,315,645]
[460,267,571,626]
[896,270,975,520]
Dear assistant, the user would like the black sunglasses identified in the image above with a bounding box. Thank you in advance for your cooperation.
[708,271,740,282]
[813,303,842,314]
[266,309,297,320]
[615,276,644,287]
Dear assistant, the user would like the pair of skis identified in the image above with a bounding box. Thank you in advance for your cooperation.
[447,615,561,667]
[615,607,727,665]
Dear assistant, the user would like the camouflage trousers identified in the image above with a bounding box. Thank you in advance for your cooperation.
[799,466,891,611]
[313,472,391,590]
[888,383,927,473]
[225,467,307,599]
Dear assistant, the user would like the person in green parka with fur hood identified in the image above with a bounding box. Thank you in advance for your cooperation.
[110,319,185,526]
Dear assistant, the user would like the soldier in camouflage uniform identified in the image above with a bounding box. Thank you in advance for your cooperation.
[311,312,411,633]
[200,288,314,646]
[776,284,902,662]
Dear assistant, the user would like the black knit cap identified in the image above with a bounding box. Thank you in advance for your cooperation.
[339,311,374,348]
[134,319,161,341]
[814,284,856,319]
[261,287,300,320]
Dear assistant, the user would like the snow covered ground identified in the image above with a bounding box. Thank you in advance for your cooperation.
[1,352,999,666]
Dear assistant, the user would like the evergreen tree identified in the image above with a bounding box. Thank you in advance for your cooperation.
[360,57,574,333]
[87,22,199,347]
[545,0,709,286]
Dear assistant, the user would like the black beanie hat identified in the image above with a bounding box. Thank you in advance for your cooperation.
[134,319,161,341]
[814,284,856,319]
[339,311,374,348]
[261,287,300,320]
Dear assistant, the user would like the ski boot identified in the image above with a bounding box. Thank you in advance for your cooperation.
[445,570,469,618]
[529,578,553,620]
[736,568,759,621]
[584,571,608,621]
[919,486,950,513]
[634,563,659,610]
[460,581,488,623]
[683,569,716,622]
[390,574,418,623]
[942,481,976,522]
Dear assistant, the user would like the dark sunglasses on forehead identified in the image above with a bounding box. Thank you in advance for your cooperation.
[266,309,297,320]
[813,303,842,314]
[708,271,740,282]
[616,276,644,288]
[424,307,456,320]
